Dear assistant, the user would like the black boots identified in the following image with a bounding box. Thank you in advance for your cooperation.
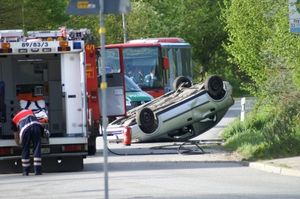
[22,166,42,176]
[22,167,29,176]
[34,166,42,175]
[22,172,29,176]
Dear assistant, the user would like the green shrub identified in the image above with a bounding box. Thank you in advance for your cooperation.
[223,94,300,160]
[224,127,268,160]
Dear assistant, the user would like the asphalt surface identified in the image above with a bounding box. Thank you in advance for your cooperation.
[103,97,300,178]
[102,140,300,178]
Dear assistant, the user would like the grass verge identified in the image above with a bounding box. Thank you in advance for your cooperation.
[222,102,300,161]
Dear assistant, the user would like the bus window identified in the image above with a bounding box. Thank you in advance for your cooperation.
[123,47,163,89]
[180,48,192,79]
[99,48,121,74]
[167,48,176,89]
[176,48,182,76]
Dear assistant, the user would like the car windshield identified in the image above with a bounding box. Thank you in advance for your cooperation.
[125,75,142,92]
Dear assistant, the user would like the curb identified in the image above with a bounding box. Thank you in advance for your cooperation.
[249,162,300,178]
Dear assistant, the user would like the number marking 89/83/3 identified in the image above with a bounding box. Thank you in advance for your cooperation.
[21,42,49,48]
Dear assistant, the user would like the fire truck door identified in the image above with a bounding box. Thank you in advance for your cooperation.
[61,53,86,135]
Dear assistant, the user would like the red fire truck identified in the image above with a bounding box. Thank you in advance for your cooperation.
[106,38,193,98]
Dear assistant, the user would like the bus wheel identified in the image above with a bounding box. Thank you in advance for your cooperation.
[204,75,225,100]
[173,76,192,90]
[136,107,158,134]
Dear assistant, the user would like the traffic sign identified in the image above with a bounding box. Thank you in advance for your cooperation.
[67,0,131,15]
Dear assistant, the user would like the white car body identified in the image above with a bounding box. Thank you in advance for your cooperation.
[106,76,234,143]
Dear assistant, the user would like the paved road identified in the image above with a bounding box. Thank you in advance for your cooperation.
[1,150,300,199]
[3,98,300,199]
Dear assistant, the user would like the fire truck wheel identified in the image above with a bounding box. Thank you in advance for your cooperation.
[136,107,158,134]
[173,76,192,91]
[204,75,225,100]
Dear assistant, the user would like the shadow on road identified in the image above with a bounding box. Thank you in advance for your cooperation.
[84,143,245,173]
[83,160,246,173]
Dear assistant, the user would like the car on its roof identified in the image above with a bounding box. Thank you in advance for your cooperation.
[106,75,234,143]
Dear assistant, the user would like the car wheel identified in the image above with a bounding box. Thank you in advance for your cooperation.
[173,76,192,91]
[136,107,158,134]
[204,75,225,100]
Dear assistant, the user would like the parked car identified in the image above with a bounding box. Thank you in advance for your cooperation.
[106,75,234,143]
[125,75,153,111]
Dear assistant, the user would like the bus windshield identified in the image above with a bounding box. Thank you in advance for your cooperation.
[125,75,142,92]
[123,47,163,89]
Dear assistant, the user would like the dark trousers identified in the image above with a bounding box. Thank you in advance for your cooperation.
[21,124,42,174]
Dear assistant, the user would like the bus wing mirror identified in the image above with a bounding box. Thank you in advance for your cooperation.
[163,57,169,70]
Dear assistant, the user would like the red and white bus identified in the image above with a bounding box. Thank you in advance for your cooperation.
[105,37,193,98]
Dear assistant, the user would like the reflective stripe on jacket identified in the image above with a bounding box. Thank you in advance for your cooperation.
[12,109,42,142]
[12,109,34,125]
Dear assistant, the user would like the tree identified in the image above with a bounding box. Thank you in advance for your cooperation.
[0,0,23,29]
[126,0,238,81]
[0,0,69,31]
[222,0,300,94]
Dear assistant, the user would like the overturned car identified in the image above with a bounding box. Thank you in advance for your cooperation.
[106,75,234,143]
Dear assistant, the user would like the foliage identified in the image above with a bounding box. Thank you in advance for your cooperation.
[222,0,300,94]
[222,0,300,159]
[223,94,300,160]
[0,0,69,31]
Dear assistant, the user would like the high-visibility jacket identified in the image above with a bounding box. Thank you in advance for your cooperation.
[19,100,48,123]
[12,109,41,142]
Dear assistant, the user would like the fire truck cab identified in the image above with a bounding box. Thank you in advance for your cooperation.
[0,29,100,173]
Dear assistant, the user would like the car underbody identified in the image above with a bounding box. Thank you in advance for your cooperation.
[107,75,234,143]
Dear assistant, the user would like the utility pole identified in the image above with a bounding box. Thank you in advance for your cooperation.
[98,0,109,198]
[22,0,25,32]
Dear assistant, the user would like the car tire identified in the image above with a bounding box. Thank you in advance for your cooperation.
[173,76,192,91]
[204,75,225,100]
[136,107,158,134]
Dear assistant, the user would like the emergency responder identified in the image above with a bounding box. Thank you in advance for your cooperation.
[12,108,44,176]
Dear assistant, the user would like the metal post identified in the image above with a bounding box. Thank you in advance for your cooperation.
[22,0,25,32]
[241,97,246,122]
[122,13,127,43]
[99,0,109,198]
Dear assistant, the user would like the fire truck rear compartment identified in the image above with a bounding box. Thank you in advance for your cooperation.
[0,54,65,138]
